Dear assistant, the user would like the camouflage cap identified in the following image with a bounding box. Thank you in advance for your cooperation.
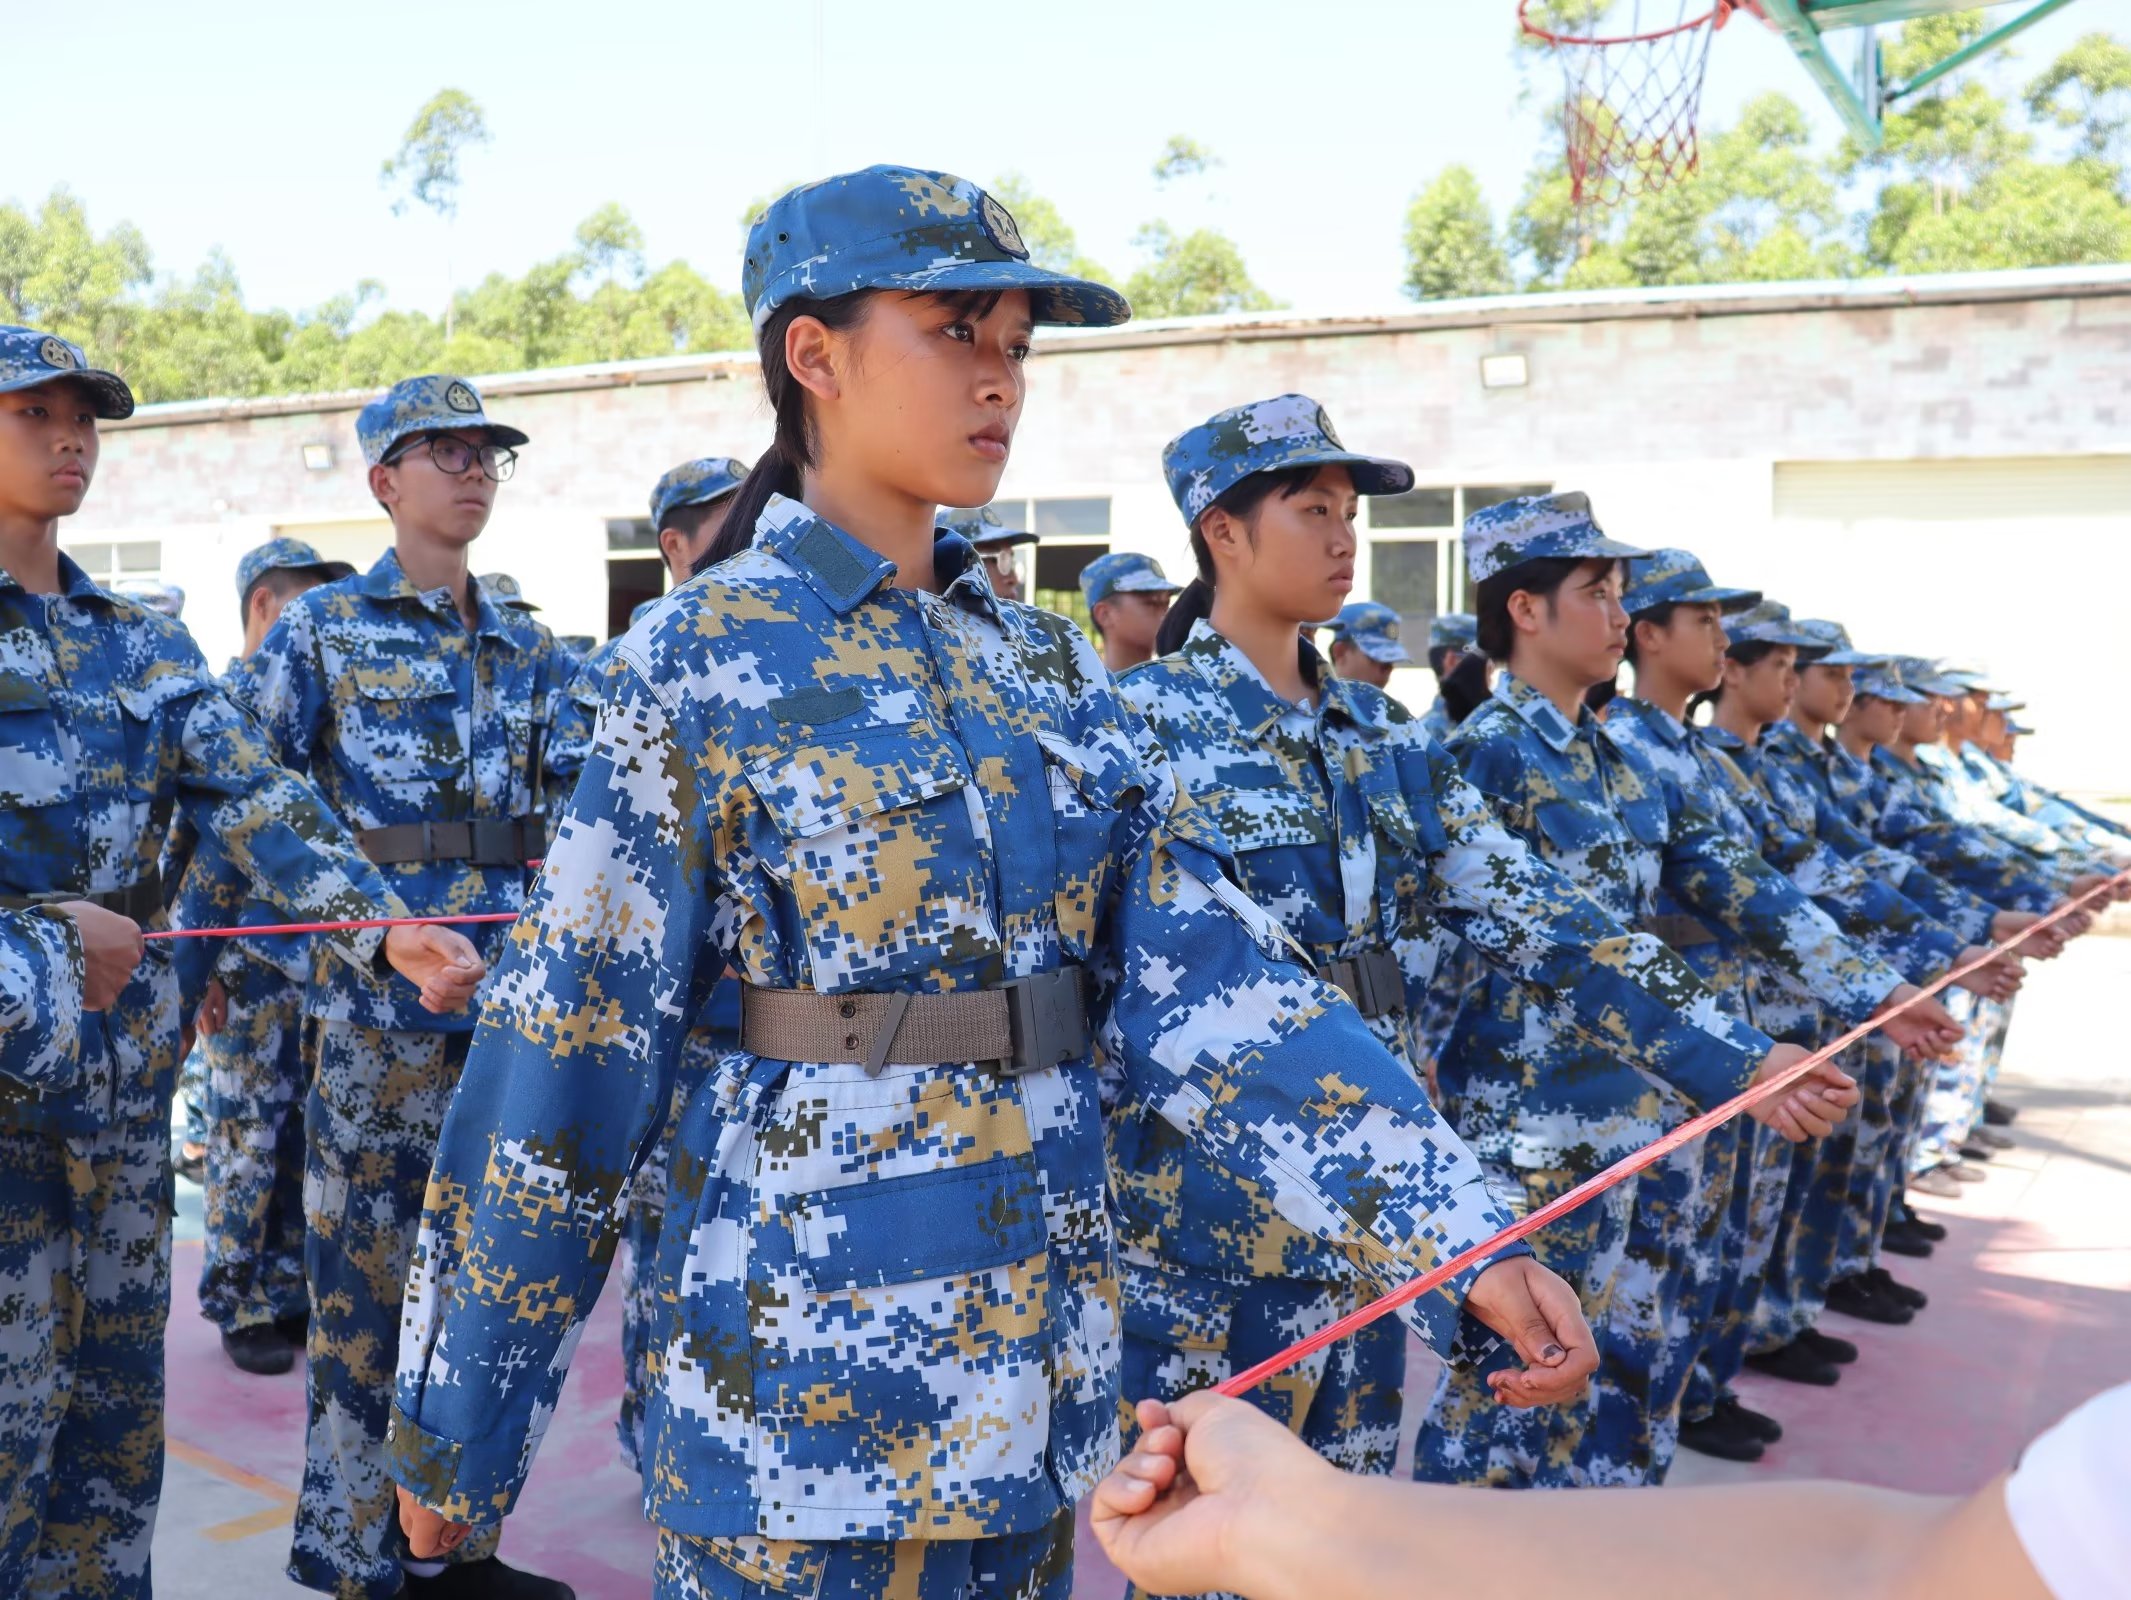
[649,456,748,529]
[742,166,1129,331]
[1938,665,1999,694]
[1081,551,1181,608]
[1724,600,1820,649]
[1620,547,1761,617]
[478,572,539,612]
[1427,612,1477,652]
[1162,394,1414,527]
[0,325,134,419]
[1325,601,1413,665]
[356,375,528,467]
[1787,618,1888,667]
[1462,491,1648,583]
[938,505,1037,551]
[1852,661,1926,705]
[1891,656,1969,697]
[2005,717,2034,737]
[1985,691,2027,714]
[234,537,355,599]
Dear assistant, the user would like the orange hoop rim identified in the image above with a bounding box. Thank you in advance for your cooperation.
[1517,0,1754,48]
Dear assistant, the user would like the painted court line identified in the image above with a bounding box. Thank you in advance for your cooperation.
[165,1435,299,1543]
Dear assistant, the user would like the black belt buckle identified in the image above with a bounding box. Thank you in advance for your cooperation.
[997,967,1089,1077]
[1337,947,1405,1019]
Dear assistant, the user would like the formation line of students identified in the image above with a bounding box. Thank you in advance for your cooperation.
[1,163,2122,1600]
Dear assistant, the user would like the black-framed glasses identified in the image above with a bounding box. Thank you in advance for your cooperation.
[388,435,518,482]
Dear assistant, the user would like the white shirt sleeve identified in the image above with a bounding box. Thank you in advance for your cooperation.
[2002,1381,2131,1599]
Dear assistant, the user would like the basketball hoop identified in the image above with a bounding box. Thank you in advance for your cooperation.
[1519,0,1762,208]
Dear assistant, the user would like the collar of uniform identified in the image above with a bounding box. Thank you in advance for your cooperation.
[0,551,117,605]
[932,525,1008,628]
[1495,670,1587,754]
[1762,720,1820,762]
[1180,620,1377,740]
[1700,723,1747,753]
[1615,694,1692,750]
[755,494,902,614]
[359,547,520,643]
[1316,654,1388,736]
[1914,743,1955,772]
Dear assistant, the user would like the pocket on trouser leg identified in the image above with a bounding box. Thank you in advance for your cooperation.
[655,1530,828,1600]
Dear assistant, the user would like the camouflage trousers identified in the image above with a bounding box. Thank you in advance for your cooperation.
[1119,1263,1404,1600]
[1749,1037,1893,1353]
[1835,1039,1924,1282]
[1412,1163,1634,1488]
[1682,1117,1792,1424]
[197,957,309,1334]
[652,1510,1074,1599]
[1910,994,2011,1174]
[1579,1126,1734,1487]
[292,1023,500,1599]
[0,1110,170,1599]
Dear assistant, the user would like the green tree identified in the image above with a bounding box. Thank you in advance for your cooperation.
[1402,166,1512,300]
[574,203,646,287]
[2026,31,2131,177]
[381,88,491,339]
[1153,135,1219,184]
[1123,222,1281,319]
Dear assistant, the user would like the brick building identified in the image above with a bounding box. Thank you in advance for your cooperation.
[70,262,2131,792]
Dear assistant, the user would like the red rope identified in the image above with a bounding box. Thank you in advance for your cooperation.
[1216,867,2126,1397]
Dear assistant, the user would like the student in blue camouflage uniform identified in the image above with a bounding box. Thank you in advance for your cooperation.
[165,537,356,1378]
[1081,549,1181,676]
[1419,612,1481,745]
[551,455,751,1479]
[1590,572,1956,1481]
[0,325,484,1600]
[385,167,1617,1600]
[1112,411,1835,1531]
[954,504,1039,605]
[1408,496,1875,1492]
[1815,663,2076,1218]
[1319,599,1410,693]
[232,375,576,1600]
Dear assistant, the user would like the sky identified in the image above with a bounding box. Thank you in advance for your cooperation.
[9,0,2111,323]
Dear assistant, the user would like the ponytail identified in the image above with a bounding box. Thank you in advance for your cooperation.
[695,444,801,575]
[1155,575,1214,656]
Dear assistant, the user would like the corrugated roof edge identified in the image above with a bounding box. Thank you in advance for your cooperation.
[108,261,2131,432]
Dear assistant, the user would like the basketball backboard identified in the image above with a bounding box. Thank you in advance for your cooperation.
[1757,0,2084,147]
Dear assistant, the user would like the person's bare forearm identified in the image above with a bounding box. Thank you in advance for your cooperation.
[1242,1473,1956,1600]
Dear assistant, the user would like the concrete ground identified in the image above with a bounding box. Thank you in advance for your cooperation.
[154,935,2131,1598]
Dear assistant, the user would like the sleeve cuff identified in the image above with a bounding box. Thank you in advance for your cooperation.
[385,1406,522,1527]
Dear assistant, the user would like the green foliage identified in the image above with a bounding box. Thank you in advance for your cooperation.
[1123,222,1281,319]
[380,89,491,222]
[1402,166,1512,301]
[1152,136,1219,184]
[1409,22,2131,296]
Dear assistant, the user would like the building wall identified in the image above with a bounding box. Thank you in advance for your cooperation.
[68,278,2131,792]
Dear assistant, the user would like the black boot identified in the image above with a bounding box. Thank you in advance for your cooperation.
[220,1322,296,1376]
[1679,1408,1765,1462]
[1867,1265,1928,1310]
[275,1308,311,1346]
[1982,1097,2017,1126]
[1745,1338,1841,1386]
[1893,1199,1948,1242]
[1718,1395,1784,1443]
[1880,1223,1934,1259]
[1795,1325,1859,1364]
[1826,1275,1913,1326]
[402,1556,576,1599]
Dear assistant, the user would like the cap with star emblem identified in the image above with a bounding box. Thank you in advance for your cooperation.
[1162,394,1414,528]
[742,165,1129,331]
[356,374,529,467]
[0,325,135,418]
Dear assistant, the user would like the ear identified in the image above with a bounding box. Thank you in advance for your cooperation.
[656,524,686,572]
[368,462,399,510]
[1198,507,1249,571]
[1506,587,1548,641]
[785,313,845,406]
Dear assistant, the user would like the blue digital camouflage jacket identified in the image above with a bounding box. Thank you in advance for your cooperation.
[1440,673,1861,1172]
[0,555,404,1128]
[0,906,82,1088]
[232,548,576,1033]
[388,498,1532,1544]
[1868,746,2068,913]
[1113,627,1777,1290]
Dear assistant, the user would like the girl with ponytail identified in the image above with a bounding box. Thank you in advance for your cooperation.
[385,170,1598,1595]
[1110,398,1844,1507]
